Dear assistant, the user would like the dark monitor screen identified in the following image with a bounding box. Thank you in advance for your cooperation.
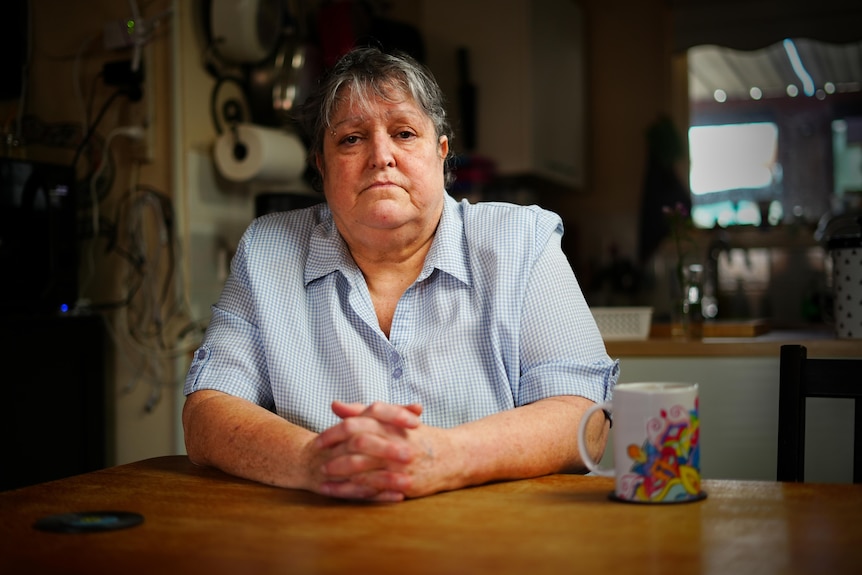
[0,158,78,314]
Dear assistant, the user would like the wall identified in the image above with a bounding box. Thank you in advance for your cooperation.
[1,0,178,465]
[394,0,679,280]
[570,0,680,277]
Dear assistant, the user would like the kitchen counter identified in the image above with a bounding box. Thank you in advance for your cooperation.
[605,328,862,358]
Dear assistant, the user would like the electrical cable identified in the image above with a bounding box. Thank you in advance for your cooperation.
[128,0,143,72]
[59,1,181,414]
[88,183,203,357]
[85,71,104,129]
[80,125,145,295]
[70,88,130,170]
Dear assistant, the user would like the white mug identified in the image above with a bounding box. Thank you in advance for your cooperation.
[577,382,703,503]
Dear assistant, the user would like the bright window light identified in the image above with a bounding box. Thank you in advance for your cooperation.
[688,123,779,195]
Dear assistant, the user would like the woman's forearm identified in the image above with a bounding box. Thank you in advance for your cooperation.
[446,395,610,488]
[182,389,318,490]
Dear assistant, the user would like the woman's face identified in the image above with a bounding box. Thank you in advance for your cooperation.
[319,88,448,247]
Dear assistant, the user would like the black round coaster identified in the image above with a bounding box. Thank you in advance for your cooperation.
[33,511,144,533]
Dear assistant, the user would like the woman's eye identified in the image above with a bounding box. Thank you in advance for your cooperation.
[341,135,360,145]
[395,131,415,140]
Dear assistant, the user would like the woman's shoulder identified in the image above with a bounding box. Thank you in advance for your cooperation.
[456,198,563,245]
[237,202,330,260]
[247,202,328,238]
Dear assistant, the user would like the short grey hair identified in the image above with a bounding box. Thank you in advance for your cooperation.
[293,46,454,191]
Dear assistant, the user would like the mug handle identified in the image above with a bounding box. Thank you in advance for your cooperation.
[577,401,615,477]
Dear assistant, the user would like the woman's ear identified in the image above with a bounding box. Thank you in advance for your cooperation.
[314,153,324,178]
[438,136,449,160]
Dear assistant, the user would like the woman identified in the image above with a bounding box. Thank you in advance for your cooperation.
[183,46,618,501]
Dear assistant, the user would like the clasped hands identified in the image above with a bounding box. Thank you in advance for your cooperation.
[311,400,446,502]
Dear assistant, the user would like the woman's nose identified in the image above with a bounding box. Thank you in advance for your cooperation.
[369,134,395,168]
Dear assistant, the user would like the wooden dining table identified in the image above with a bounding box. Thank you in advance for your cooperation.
[1,455,860,574]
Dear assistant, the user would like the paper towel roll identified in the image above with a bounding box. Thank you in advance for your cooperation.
[214,124,305,183]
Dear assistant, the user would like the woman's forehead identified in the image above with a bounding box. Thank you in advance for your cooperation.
[331,89,424,126]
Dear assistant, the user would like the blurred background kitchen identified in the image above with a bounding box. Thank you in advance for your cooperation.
[1,0,860,487]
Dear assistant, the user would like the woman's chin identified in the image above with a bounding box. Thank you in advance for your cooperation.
[360,200,416,230]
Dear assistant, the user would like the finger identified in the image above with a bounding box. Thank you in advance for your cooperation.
[319,480,405,502]
[321,452,390,477]
[315,416,382,449]
[330,401,367,418]
[318,479,382,500]
[322,438,413,475]
[405,403,423,416]
[358,402,423,428]
[332,401,423,429]
[345,469,413,495]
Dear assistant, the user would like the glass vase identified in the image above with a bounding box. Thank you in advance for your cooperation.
[671,264,704,340]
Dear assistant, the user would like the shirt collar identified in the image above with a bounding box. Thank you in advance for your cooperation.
[304,193,472,288]
[419,194,472,286]
[304,204,357,286]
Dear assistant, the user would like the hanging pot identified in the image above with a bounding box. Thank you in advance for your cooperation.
[246,37,288,126]
[210,0,283,65]
[827,216,862,339]
[246,0,322,129]
[246,33,323,127]
[273,39,322,121]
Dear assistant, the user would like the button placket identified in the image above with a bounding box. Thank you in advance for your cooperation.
[389,349,403,380]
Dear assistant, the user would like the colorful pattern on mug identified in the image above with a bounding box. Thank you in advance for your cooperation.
[619,398,701,502]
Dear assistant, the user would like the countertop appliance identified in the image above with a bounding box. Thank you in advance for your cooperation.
[0,157,78,315]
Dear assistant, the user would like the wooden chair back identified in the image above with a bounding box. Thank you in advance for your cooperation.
[777,344,862,483]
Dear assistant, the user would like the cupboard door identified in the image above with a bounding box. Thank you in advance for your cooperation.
[422,0,585,189]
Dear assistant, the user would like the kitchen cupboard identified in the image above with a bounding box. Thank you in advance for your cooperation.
[603,357,855,483]
[420,0,586,188]
[1,315,108,490]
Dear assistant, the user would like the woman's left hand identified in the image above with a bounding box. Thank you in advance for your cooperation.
[314,401,455,500]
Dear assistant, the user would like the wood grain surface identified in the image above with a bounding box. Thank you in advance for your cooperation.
[2,456,861,574]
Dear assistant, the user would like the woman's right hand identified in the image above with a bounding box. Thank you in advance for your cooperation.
[309,401,429,501]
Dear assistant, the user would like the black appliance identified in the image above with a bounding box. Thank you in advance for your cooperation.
[0,157,78,315]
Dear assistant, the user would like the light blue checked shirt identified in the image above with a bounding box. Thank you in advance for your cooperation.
[184,193,618,432]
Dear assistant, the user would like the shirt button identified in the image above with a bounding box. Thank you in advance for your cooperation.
[197,349,207,360]
[390,351,399,363]
[392,367,403,379]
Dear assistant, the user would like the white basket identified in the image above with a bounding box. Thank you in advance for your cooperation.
[590,307,653,341]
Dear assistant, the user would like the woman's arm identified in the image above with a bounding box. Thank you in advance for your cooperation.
[185,390,609,501]
[182,389,417,501]
[316,395,610,499]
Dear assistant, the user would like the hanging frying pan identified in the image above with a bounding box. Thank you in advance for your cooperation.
[246,1,322,127]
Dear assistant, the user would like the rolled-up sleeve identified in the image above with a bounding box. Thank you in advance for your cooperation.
[517,230,619,406]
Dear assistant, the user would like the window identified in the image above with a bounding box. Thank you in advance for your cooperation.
[833,117,862,206]
[687,37,862,229]
[688,122,781,228]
